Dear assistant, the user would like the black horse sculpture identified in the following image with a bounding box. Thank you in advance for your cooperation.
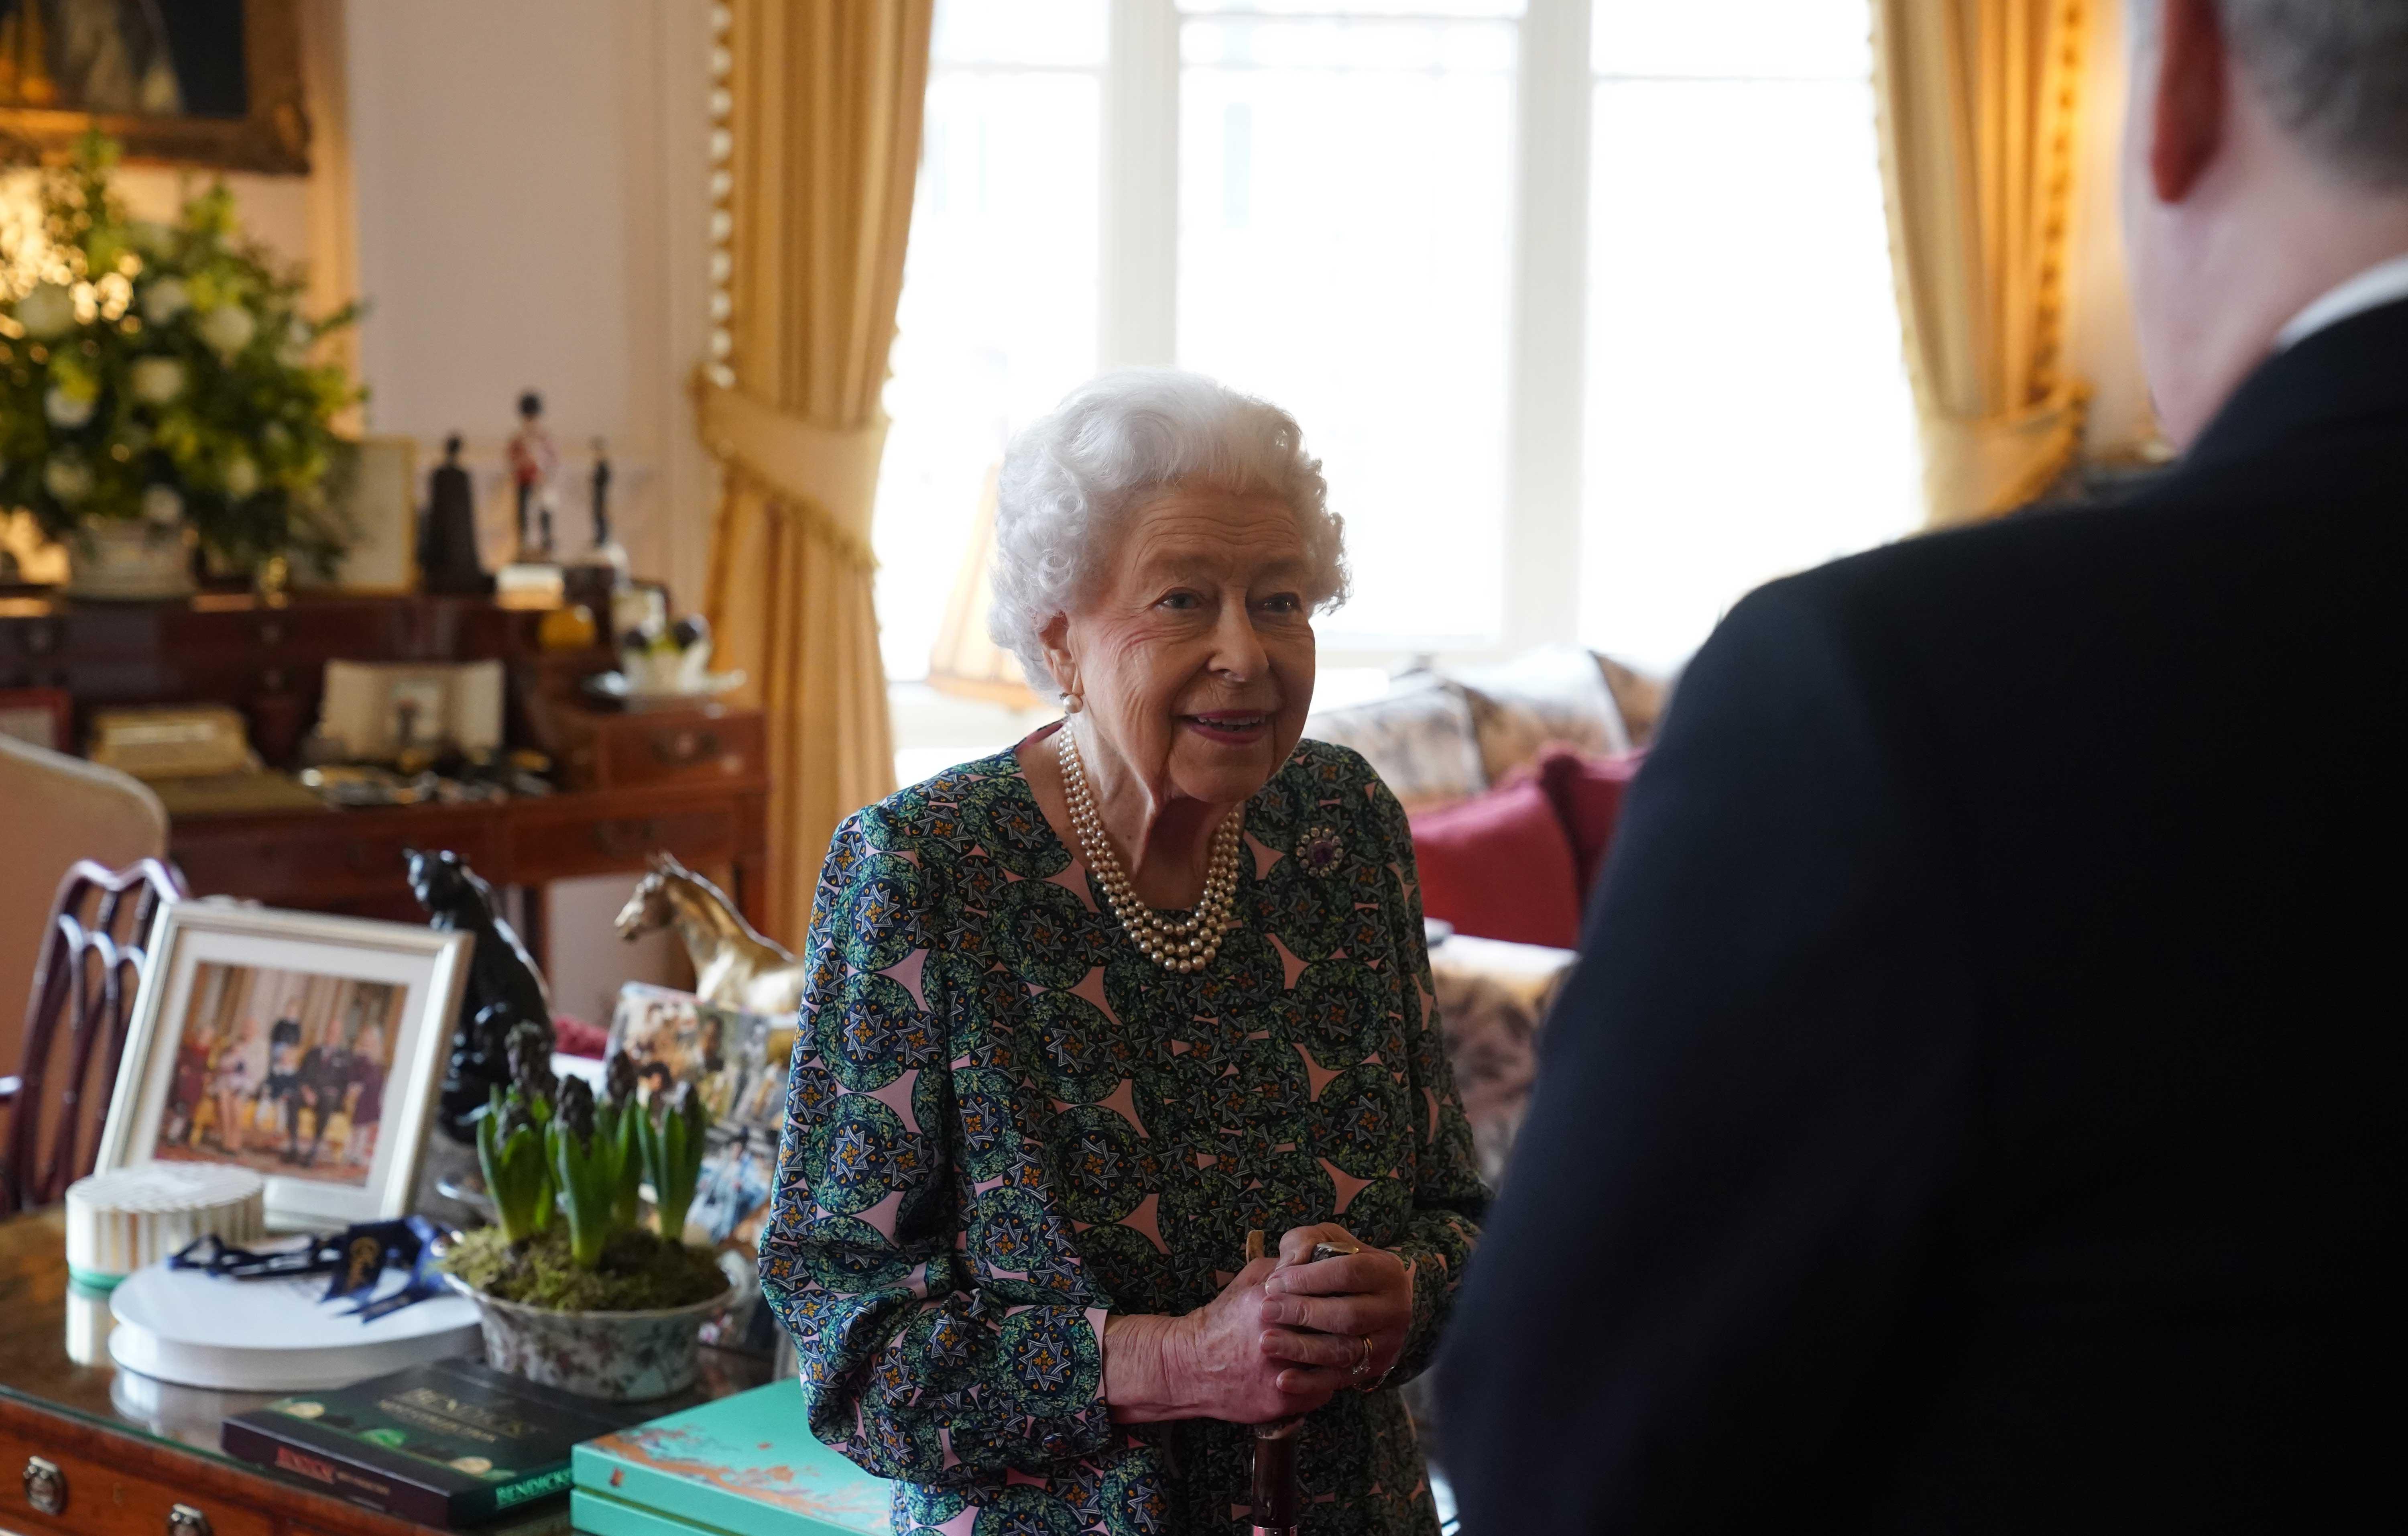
[406,848,553,1141]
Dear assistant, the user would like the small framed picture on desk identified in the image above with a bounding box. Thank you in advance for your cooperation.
[98,904,471,1230]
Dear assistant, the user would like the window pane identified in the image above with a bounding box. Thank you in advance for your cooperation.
[1592,0,1871,79]
[875,67,1102,680]
[1178,16,1515,646]
[1579,72,1919,671]
[934,0,1106,67]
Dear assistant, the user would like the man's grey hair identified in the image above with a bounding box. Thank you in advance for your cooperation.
[2133,0,2408,187]
[989,370,1347,699]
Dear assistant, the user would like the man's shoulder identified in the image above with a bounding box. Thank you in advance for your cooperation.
[1769,450,2398,670]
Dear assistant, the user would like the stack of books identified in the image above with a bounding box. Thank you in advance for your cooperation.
[223,1365,889,1534]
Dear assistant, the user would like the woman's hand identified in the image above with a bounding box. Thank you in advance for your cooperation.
[1259,1223,1414,1390]
[1104,1258,1346,1424]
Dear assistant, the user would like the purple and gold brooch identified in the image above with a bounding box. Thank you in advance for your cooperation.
[1295,824,1345,876]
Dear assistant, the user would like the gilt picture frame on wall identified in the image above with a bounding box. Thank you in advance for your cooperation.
[98,902,470,1229]
[0,0,309,174]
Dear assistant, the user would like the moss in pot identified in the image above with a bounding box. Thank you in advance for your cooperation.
[441,1042,728,1400]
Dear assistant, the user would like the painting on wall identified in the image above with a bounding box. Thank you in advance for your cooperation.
[0,0,307,173]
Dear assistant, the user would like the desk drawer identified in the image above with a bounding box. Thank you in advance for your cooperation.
[593,711,763,790]
[175,819,499,905]
[512,805,737,882]
[552,706,764,792]
[1,1425,276,1536]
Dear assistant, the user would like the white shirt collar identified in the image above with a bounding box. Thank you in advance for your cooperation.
[2275,251,2408,350]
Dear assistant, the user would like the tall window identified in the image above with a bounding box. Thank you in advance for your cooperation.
[875,0,1918,703]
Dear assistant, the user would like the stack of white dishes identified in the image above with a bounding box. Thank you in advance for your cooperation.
[108,1253,482,1391]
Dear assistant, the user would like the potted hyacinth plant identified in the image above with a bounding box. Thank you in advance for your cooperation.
[0,132,361,599]
[439,1029,730,1401]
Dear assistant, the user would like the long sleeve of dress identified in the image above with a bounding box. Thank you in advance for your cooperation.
[758,806,1117,1485]
[1365,778,1490,1383]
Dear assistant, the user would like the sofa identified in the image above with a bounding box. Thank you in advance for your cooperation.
[1303,644,1663,1182]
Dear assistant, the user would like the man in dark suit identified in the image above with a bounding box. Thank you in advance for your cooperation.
[1436,2,2406,1529]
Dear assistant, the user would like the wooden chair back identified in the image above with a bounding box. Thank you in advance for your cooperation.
[1,859,186,1214]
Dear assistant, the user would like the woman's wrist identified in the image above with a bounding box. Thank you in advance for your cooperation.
[1102,1312,1195,1424]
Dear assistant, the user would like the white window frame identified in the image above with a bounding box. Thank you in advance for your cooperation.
[1095,0,1592,671]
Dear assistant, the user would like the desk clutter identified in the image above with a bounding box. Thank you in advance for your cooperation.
[10,825,844,1530]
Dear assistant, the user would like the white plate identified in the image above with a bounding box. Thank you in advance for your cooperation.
[108,1257,482,1391]
[581,670,747,710]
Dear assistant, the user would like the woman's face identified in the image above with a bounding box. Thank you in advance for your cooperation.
[1045,483,1318,809]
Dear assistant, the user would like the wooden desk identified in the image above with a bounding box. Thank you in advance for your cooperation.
[0,1208,769,1536]
[167,779,770,971]
[0,591,774,963]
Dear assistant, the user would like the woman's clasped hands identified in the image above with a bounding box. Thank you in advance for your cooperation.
[1104,1222,1413,1425]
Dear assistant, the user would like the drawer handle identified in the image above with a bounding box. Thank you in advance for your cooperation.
[22,1455,65,1515]
[651,729,722,766]
[170,1502,213,1536]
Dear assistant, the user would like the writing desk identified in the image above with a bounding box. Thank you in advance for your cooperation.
[0,591,771,967]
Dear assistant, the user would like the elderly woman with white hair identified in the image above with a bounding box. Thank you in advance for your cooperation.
[760,371,1486,1534]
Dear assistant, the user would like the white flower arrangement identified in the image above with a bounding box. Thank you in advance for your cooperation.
[0,133,364,574]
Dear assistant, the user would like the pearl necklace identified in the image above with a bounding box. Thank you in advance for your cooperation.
[1057,729,1243,973]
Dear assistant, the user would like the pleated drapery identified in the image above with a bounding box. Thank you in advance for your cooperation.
[700,0,934,943]
[1874,0,2094,526]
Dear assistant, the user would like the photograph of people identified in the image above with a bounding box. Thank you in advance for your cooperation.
[155,964,405,1188]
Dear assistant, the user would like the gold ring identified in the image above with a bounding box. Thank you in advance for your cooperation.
[1352,1334,1373,1379]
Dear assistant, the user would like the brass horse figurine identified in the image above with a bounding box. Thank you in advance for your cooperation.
[615,854,804,1019]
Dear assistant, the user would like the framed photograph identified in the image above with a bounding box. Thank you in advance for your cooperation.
[318,658,505,759]
[606,983,794,1252]
[0,685,71,752]
[98,902,471,1230]
[297,437,418,594]
[0,0,309,174]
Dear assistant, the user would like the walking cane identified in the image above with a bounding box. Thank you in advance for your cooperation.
[1246,1230,1360,1536]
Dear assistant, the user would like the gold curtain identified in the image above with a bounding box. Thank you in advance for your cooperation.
[1874,0,2093,526]
[700,0,934,943]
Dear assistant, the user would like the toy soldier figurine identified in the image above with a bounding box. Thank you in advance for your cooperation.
[417,434,492,595]
[505,390,561,565]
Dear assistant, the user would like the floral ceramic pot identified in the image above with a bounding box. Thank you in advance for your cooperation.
[65,521,195,601]
[446,1277,733,1402]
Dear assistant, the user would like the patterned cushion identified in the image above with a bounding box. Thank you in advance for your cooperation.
[1302,676,1487,812]
[1441,643,1633,784]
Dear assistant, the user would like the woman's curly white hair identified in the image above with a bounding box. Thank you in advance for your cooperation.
[989,370,1348,699]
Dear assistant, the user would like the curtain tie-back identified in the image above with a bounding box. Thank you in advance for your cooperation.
[696,375,889,561]
[1920,382,2092,528]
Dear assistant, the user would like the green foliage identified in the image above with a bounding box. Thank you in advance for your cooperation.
[439,1224,726,1314]
[476,1085,554,1248]
[637,1082,712,1244]
[546,1077,624,1269]
[602,1051,645,1231]
[0,131,364,572]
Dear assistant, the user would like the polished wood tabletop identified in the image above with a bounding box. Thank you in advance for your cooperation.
[0,1207,771,1535]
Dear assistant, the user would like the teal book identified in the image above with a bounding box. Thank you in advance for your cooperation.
[572,1382,889,1536]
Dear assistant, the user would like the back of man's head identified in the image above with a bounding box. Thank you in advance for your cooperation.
[2123,0,2408,444]
[2208,0,2408,185]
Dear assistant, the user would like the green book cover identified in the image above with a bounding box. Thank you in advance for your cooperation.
[572,1381,889,1536]
[222,1359,652,1526]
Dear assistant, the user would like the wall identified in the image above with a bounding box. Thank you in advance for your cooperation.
[345,0,718,603]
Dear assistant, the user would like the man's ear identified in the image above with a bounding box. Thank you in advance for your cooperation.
[2150,0,2228,203]
[1039,613,1078,701]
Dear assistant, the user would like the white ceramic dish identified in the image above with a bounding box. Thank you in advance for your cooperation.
[108,1257,481,1391]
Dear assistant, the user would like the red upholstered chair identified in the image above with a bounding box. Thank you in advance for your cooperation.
[0,859,187,1214]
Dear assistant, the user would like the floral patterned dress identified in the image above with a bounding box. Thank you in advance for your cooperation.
[759,734,1488,1535]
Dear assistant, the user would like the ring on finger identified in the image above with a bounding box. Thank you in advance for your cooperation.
[1350,1333,1373,1381]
